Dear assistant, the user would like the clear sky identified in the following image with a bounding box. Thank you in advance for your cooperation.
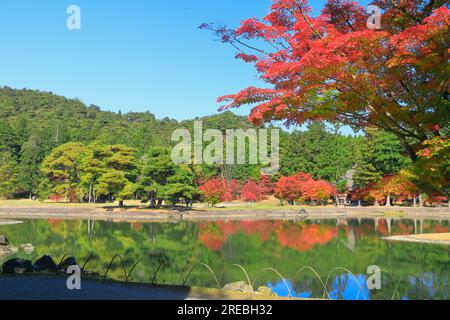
[0,0,370,123]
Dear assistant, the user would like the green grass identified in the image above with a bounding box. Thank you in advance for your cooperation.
[381,210,407,218]
[0,199,119,208]
[0,199,331,212]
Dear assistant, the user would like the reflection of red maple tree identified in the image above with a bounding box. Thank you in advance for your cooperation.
[275,224,338,252]
[198,222,350,252]
[433,225,449,233]
[198,223,228,251]
[377,219,389,236]
[238,221,272,241]
[393,223,415,235]
[198,221,274,251]
[48,218,62,227]
[131,222,143,231]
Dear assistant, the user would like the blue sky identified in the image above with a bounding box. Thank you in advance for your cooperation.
[0,0,370,123]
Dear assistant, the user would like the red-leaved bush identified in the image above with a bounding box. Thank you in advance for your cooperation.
[275,172,336,204]
[199,178,227,206]
[240,180,264,202]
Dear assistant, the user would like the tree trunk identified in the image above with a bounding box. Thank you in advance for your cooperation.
[413,197,417,207]
[386,193,392,207]
[419,194,423,207]
[400,138,418,163]
[119,200,124,208]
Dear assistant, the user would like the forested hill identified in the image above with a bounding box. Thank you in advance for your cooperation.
[1,86,410,201]
[0,86,251,155]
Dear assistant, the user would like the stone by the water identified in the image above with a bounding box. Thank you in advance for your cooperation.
[256,286,277,296]
[20,243,35,254]
[58,256,77,271]
[0,235,8,246]
[222,281,253,293]
[0,245,18,259]
[2,258,34,274]
[34,255,58,273]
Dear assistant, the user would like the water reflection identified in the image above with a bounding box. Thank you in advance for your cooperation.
[329,274,369,300]
[0,217,448,300]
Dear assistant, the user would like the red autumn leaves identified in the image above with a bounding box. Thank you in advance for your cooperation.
[199,178,264,205]
[198,178,228,206]
[199,172,337,205]
[198,221,338,252]
[274,173,337,204]
[203,0,448,152]
[353,174,419,205]
[240,180,264,202]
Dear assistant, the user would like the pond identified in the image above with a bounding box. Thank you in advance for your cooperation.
[0,217,449,300]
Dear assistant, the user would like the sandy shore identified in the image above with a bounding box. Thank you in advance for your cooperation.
[0,219,23,225]
[0,205,449,222]
[383,233,450,245]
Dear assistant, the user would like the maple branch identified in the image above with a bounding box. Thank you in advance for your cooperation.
[233,37,270,56]
[423,0,437,17]
[388,0,422,24]
[279,1,323,38]
[366,98,423,141]
[298,8,323,39]
[199,23,271,56]
[332,77,423,141]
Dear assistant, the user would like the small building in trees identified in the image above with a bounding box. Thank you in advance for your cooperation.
[337,168,355,206]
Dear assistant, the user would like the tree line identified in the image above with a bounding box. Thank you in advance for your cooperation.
[0,87,447,206]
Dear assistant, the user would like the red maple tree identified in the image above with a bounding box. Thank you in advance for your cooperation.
[240,180,264,202]
[274,173,313,203]
[259,175,276,195]
[199,178,227,206]
[201,0,449,160]
[354,174,419,205]
[302,179,337,204]
[275,172,336,204]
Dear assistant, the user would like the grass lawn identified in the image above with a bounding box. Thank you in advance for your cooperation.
[0,197,329,211]
[198,196,333,211]
[0,199,124,208]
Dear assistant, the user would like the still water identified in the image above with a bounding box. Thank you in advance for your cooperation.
[0,217,449,300]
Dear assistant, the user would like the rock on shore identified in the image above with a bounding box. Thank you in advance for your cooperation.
[0,235,8,246]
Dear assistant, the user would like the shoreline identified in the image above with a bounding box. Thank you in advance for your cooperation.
[383,233,450,245]
[0,205,449,222]
[0,274,290,300]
